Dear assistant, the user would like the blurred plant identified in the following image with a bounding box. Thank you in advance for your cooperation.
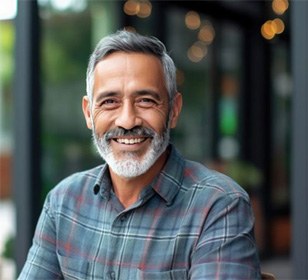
[208,159,263,192]
[224,160,263,191]
[2,235,14,259]
[0,21,14,87]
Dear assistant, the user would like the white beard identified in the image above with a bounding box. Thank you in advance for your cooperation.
[91,122,170,178]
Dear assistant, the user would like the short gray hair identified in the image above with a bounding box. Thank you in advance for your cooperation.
[86,30,177,105]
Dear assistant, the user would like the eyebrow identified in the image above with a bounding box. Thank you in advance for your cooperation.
[133,90,162,101]
[94,91,119,104]
[94,89,163,104]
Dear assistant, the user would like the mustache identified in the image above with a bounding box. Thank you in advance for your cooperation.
[104,126,155,141]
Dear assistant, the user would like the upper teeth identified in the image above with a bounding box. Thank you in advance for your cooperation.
[117,138,144,144]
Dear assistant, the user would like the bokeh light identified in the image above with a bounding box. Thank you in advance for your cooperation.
[272,0,289,15]
[187,41,208,62]
[261,18,285,40]
[185,11,201,30]
[198,22,215,44]
[123,0,152,18]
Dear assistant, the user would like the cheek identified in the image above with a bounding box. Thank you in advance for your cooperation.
[154,105,171,124]
[142,108,169,131]
[91,110,112,133]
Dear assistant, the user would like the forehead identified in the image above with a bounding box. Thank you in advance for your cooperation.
[95,52,164,78]
[93,51,168,95]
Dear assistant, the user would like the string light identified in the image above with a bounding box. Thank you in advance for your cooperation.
[272,18,285,34]
[123,0,152,18]
[184,15,215,62]
[261,18,285,40]
[123,0,139,16]
[261,20,275,40]
[185,11,201,30]
[137,0,152,18]
[272,0,289,15]
[198,21,215,44]
[187,41,208,62]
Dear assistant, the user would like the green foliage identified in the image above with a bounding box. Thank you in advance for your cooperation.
[42,12,91,84]
[225,160,263,191]
[0,21,14,87]
[2,235,14,259]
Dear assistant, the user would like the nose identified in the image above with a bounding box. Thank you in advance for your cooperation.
[114,100,142,129]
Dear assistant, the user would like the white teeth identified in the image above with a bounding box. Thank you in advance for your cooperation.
[117,138,144,144]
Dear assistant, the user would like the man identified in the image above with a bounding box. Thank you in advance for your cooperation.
[19,30,261,279]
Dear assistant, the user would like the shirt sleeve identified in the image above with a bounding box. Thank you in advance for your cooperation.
[17,193,63,279]
[190,194,261,280]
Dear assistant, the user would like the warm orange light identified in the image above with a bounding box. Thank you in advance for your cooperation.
[176,69,185,86]
[261,18,285,40]
[198,22,215,44]
[137,0,152,18]
[187,41,207,62]
[124,0,139,16]
[272,0,289,15]
[261,20,275,40]
[124,0,152,18]
[272,18,285,34]
[185,11,201,30]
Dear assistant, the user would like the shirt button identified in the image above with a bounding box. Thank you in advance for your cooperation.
[107,271,115,279]
[120,215,127,222]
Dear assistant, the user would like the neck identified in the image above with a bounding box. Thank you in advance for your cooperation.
[109,149,169,209]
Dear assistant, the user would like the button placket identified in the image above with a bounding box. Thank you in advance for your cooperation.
[106,270,116,280]
[120,214,127,222]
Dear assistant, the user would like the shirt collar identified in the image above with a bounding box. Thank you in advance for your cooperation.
[93,163,112,199]
[93,144,185,205]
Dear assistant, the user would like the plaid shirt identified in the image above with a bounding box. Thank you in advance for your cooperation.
[19,145,261,279]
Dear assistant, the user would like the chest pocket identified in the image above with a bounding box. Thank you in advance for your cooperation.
[57,251,90,280]
[136,268,188,280]
[57,251,109,280]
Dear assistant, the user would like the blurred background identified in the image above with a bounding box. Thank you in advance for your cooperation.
[0,0,307,279]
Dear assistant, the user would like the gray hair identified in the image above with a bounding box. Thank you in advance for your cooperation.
[86,30,177,106]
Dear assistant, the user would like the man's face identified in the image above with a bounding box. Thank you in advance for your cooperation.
[83,52,182,178]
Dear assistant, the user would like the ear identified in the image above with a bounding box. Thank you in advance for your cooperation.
[169,92,182,128]
[82,96,93,129]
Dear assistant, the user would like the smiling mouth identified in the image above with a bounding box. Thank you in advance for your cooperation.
[114,137,148,145]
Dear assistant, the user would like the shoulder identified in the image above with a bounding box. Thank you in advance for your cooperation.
[182,159,250,202]
[55,165,103,192]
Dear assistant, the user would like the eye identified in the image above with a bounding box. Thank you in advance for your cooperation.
[137,98,157,108]
[103,99,116,104]
[98,98,120,109]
